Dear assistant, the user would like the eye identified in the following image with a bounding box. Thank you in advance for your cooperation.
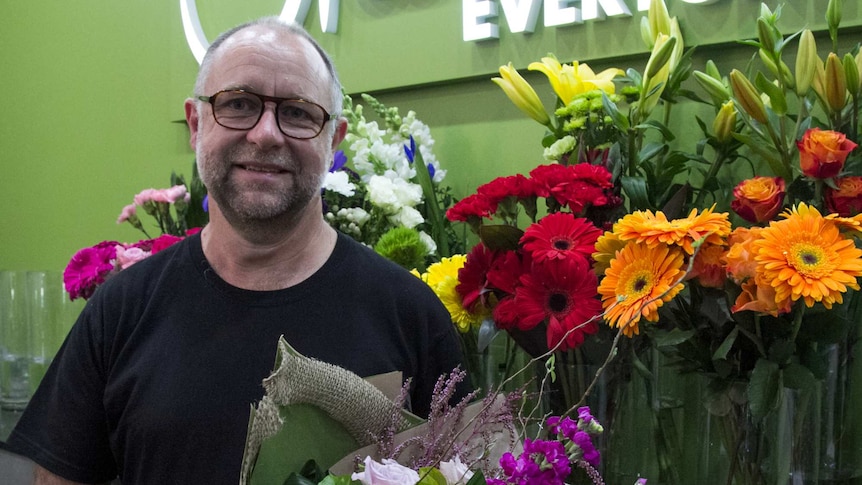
[215,92,260,115]
[280,103,315,122]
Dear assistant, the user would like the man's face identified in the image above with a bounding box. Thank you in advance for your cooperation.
[188,26,342,223]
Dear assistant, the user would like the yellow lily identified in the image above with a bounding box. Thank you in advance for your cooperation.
[492,63,551,126]
[529,56,622,106]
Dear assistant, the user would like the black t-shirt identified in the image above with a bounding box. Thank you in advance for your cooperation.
[8,232,467,484]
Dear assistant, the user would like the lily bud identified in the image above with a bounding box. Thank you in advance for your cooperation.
[705,60,722,81]
[844,53,860,98]
[826,0,841,33]
[492,63,551,126]
[757,18,776,54]
[640,34,675,118]
[640,16,654,48]
[824,52,847,113]
[812,56,827,102]
[857,51,862,90]
[730,69,769,124]
[648,0,671,39]
[693,70,731,105]
[795,30,818,96]
[713,100,737,143]
[758,49,794,90]
[669,17,684,74]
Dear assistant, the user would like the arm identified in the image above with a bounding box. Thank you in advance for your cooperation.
[34,465,110,485]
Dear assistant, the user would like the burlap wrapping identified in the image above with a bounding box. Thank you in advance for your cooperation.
[239,336,410,484]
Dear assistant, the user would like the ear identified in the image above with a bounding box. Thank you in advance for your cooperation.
[330,117,348,152]
[184,98,200,151]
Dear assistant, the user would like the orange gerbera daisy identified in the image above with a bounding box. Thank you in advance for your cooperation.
[613,206,731,254]
[592,231,627,277]
[598,243,686,336]
[754,203,862,309]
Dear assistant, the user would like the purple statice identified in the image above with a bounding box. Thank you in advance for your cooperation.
[499,438,571,485]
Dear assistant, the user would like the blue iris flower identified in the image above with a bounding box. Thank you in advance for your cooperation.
[330,150,348,172]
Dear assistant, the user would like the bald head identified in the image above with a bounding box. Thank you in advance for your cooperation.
[194,17,343,117]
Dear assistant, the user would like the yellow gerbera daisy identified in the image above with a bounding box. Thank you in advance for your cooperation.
[598,243,686,337]
[612,206,731,255]
[754,203,862,309]
[592,231,628,277]
[421,255,485,332]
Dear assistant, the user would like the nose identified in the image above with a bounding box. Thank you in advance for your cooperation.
[246,101,285,149]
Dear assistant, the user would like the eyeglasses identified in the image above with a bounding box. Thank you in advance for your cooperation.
[197,90,337,140]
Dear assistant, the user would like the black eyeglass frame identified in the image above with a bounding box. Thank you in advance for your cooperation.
[196,89,338,140]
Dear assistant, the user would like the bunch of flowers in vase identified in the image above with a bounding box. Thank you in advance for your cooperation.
[467,0,862,483]
[323,93,464,271]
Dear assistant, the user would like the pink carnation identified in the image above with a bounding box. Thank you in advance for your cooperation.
[151,234,183,253]
[117,203,137,224]
[115,245,151,270]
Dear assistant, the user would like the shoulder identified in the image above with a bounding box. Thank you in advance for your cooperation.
[331,233,436,297]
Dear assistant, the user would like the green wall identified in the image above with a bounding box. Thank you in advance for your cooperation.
[1,0,861,271]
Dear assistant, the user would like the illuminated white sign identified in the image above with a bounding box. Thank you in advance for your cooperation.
[180,0,722,60]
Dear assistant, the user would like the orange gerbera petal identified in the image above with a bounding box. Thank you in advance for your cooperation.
[613,206,731,254]
[755,203,862,309]
[598,243,686,336]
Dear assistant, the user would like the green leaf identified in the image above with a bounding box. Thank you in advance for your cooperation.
[283,473,318,485]
[478,224,523,251]
[767,339,795,365]
[654,328,697,347]
[754,71,788,115]
[635,119,675,141]
[712,327,738,361]
[782,363,816,393]
[602,92,630,131]
[417,467,448,485]
[748,358,782,420]
[466,471,486,485]
[621,176,651,210]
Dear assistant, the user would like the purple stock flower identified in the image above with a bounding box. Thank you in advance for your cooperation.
[499,438,571,485]
[573,430,601,467]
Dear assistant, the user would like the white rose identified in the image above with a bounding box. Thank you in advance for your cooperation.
[439,456,473,485]
[351,457,420,485]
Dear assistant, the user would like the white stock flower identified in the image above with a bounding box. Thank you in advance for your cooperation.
[391,206,424,229]
[322,171,356,196]
[367,175,423,213]
[418,230,437,255]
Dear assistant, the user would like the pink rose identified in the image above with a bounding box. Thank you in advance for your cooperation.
[351,457,420,485]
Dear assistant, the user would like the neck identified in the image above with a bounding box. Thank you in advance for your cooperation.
[201,202,337,291]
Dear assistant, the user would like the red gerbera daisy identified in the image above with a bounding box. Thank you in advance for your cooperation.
[520,212,602,264]
[512,258,602,351]
[456,243,499,311]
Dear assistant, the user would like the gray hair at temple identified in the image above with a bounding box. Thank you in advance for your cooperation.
[193,17,343,123]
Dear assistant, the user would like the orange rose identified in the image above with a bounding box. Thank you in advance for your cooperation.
[689,243,727,288]
[722,226,762,283]
[730,176,785,223]
[826,176,862,216]
[732,278,791,316]
[797,128,858,179]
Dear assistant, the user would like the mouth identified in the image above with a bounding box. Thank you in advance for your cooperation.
[236,163,288,174]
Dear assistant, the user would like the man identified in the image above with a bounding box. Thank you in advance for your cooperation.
[8,17,467,484]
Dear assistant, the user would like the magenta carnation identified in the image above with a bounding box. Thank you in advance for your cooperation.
[63,242,118,300]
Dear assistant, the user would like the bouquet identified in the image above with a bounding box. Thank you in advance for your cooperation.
[62,165,207,300]
[479,0,862,483]
[324,93,464,270]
